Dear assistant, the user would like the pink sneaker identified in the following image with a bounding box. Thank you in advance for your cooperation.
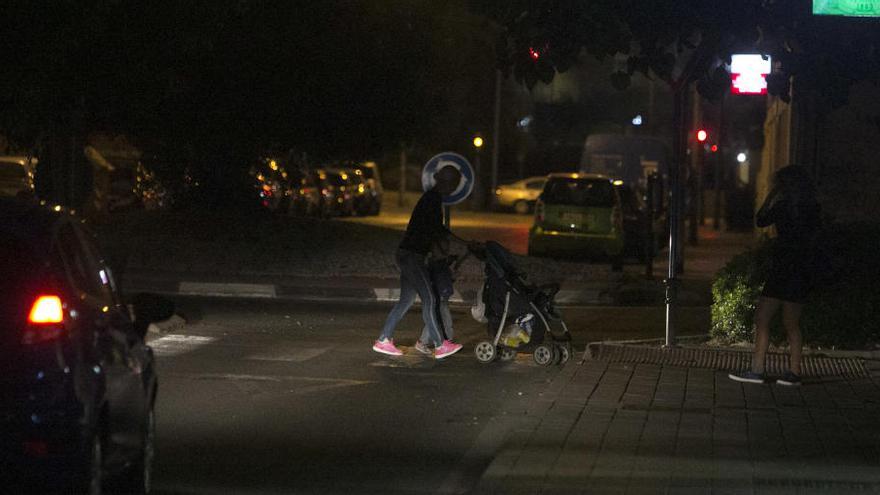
[414,340,432,355]
[372,338,403,356]
[434,340,463,359]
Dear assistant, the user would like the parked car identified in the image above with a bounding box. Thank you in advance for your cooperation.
[312,168,349,217]
[527,173,626,270]
[0,198,172,494]
[348,161,383,215]
[250,159,288,212]
[285,168,321,217]
[345,168,379,216]
[324,168,356,216]
[493,176,547,214]
[0,156,36,199]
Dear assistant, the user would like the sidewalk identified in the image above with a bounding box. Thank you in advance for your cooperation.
[474,356,880,494]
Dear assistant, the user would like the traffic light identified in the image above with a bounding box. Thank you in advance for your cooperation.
[696,129,708,142]
[528,47,540,60]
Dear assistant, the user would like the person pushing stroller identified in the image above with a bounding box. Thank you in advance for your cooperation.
[373,165,476,359]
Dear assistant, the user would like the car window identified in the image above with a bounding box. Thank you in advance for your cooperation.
[526,180,545,190]
[543,179,614,207]
[0,162,27,181]
[53,223,111,302]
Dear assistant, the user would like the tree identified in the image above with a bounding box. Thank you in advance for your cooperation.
[0,1,453,208]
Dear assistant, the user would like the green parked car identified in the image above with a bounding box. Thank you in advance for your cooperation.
[527,173,626,269]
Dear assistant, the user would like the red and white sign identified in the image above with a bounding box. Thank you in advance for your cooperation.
[730,54,772,95]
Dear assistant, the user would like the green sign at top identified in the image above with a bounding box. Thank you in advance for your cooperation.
[813,0,880,16]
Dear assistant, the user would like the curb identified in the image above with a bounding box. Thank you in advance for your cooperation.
[125,280,620,306]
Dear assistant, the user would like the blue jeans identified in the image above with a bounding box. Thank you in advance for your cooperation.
[420,300,453,344]
[380,249,445,346]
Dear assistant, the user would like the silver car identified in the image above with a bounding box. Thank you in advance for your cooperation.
[493,176,547,214]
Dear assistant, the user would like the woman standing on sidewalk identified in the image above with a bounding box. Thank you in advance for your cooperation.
[730,165,821,386]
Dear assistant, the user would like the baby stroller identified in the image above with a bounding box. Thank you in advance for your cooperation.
[469,241,572,365]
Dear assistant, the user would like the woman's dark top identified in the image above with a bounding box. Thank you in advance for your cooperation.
[399,188,450,256]
[756,188,821,303]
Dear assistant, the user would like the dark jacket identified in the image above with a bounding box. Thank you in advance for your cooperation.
[399,188,450,255]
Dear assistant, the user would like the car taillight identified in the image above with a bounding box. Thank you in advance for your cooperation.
[23,295,65,344]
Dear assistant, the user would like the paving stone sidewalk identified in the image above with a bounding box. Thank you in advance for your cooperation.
[475,358,880,494]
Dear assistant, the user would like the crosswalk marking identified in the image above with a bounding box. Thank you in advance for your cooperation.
[245,347,329,362]
[150,334,216,357]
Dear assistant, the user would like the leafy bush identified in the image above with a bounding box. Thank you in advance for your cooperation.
[711,223,880,349]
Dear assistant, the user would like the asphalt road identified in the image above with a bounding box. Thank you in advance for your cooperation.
[150,297,708,494]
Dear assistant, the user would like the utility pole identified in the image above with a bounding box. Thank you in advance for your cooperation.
[398,146,407,207]
[713,95,726,230]
[490,69,502,198]
[689,86,701,245]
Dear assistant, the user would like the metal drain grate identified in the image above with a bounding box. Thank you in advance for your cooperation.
[586,344,869,378]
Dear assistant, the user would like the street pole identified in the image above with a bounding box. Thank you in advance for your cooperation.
[688,86,701,246]
[472,152,483,209]
[713,94,726,230]
[490,69,502,198]
[398,146,406,207]
[665,86,686,348]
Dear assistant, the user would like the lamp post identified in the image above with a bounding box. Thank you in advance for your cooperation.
[471,136,484,209]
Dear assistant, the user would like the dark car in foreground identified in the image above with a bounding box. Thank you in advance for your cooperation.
[0,199,172,494]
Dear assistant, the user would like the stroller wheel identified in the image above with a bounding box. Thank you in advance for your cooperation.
[474,341,497,364]
[533,345,554,366]
[551,345,562,364]
[558,343,571,364]
[499,348,517,362]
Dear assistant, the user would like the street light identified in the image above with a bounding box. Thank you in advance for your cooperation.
[473,136,484,148]
[736,152,747,163]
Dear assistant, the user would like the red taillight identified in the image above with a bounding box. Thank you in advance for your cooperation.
[28,295,64,324]
[23,295,65,344]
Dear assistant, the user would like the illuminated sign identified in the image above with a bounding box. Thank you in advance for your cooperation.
[813,0,880,17]
[730,54,771,95]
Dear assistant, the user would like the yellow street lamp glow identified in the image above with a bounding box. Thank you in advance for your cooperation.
[473,136,484,148]
[269,160,278,171]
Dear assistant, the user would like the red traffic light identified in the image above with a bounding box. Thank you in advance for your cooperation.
[710,144,719,153]
[696,129,708,142]
[528,47,540,60]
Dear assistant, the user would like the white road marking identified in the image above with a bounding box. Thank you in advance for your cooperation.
[373,288,466,303]
[150,334,216,357]
[166,372,375,395]
[245,347,330,363]
[372,288,400,302]
[178,282,277,298]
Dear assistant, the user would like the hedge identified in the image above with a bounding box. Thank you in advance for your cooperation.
[710,222,880,349]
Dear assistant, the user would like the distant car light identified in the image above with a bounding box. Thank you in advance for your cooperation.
[612,180,624,186]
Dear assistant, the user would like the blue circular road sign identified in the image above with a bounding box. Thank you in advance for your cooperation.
[422,152,474,205]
